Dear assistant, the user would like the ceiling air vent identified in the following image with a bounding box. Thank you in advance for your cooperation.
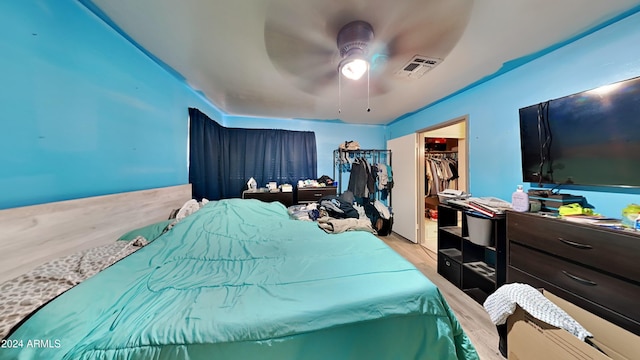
[395,55,442,79]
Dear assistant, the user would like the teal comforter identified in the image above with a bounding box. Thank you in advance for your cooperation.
[3,199,478,360]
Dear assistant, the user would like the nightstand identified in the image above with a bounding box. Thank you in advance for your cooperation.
[296,186,337,204]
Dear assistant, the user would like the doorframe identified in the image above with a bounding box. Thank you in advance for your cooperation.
[416,115,469,249]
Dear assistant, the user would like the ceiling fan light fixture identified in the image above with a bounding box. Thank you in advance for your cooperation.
[336,20,375,113]
[340,57,368,80]
[337,21,374,81]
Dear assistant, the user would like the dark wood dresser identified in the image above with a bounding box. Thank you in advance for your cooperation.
[506,211,640,335]
[296,186,337,204]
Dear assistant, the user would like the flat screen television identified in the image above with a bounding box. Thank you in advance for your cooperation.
[519,75,640,188]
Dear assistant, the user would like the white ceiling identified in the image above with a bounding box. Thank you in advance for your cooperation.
[87,0,640,125]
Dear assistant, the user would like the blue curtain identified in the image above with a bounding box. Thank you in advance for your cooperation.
[188,108,317,200]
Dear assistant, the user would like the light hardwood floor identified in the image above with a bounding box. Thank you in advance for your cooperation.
[379,232,504,360]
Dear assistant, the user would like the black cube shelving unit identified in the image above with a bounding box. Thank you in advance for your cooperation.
[437,203,506,304]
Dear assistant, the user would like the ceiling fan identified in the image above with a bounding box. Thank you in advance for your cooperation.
[336,20,374,81]
[263,0,473,98]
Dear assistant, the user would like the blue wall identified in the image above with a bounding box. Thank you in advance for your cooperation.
[0,0,385,209]
[387,11,640,217]
[4,0,639,218]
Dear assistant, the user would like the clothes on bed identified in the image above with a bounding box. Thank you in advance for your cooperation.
[317,216,376,234]
[355,197,394,236]
[0,237,148,340]
[317,195,359,219]
[175,198,209,221]
[286,203,318,221]
[287,191,392,236]
[4,199,478,360]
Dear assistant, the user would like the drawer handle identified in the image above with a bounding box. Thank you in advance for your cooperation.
[558,238,593,249]
[562,270,597,286]
[445,260,451,266]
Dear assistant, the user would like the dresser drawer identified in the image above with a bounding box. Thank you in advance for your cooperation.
[507,212,640,281]
[296,187,337,203]
[509,242,640,324]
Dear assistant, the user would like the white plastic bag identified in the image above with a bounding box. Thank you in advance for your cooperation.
[247,177,257,190]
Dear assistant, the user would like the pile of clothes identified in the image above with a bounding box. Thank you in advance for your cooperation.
[287,191,393,235]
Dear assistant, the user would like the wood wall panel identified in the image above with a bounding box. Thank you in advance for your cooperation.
[0,184,192,283]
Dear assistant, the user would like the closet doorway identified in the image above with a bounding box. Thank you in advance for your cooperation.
[418,116,468,253]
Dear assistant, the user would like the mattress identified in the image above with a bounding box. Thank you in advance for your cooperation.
[2,199,478,360]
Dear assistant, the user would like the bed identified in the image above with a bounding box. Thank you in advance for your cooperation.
[1,191,478,359]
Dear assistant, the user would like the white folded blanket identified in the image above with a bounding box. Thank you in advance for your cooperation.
[483,283,592,341]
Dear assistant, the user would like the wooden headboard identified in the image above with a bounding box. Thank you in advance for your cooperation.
[0,184,192,284]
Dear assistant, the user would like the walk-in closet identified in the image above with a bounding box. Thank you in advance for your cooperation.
[420,118,468,253]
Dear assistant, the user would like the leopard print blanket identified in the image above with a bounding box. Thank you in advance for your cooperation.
[0,237,148,339]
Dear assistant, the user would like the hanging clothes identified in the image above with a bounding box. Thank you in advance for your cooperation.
[426,152,459,196]
[347,157,385,200]
[335,149,392,203]
[347,158,369,198]
[376,163,388,190]
[375,163,393,201]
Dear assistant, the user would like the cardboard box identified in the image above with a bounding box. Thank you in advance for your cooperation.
[425,196,440,211]
[507,290,639,360]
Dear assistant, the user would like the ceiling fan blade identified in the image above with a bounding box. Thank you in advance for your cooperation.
[295,67,338,95]
[264,0,339,80]
[264,23,337,75]
[370,0,472,61]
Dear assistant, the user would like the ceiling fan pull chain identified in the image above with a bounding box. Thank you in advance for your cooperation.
[367,66,371,113]
[338,71,342,114]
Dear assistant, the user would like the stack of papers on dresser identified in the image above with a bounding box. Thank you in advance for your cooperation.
[561,215,624,228]
[446,197,511,216]
[460,197,512,217]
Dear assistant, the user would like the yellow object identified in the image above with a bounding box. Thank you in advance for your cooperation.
[558,203,597,216]
[558,203,584,216]
[621,203,640,228]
